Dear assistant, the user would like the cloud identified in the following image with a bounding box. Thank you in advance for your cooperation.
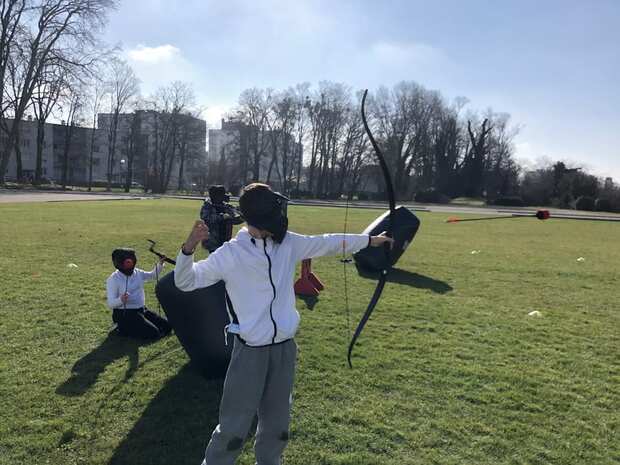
[124,44,201,97]
[127,44,180,64]
[370,41,445,66]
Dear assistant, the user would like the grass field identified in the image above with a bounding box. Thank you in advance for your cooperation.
[0,198,618,465]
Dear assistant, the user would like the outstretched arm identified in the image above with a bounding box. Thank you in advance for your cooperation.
[288,231,394,262]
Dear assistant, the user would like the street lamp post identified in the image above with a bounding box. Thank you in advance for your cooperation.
[120,159,126,186]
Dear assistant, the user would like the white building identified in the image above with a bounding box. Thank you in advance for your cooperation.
[2,117,108,184]
[2,110,207,191]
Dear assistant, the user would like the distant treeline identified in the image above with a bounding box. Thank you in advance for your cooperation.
[213,81,619,212]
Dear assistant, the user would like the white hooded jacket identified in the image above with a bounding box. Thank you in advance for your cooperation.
[174,227,370,346]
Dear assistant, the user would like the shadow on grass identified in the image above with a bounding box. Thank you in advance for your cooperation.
[56,331,157,396]
[356,266,453,294]
[298,294,319,310]
[108,364,224,465]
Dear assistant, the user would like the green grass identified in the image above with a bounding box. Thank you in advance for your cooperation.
[0,199,618,465]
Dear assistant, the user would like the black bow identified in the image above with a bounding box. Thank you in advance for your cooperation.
[346,89,397,368]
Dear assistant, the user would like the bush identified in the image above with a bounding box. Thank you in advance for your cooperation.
[595,198,612,212]
[288,188,309,199]
[414,189,450,204]
[575,196,596,211]
[83,180,123,189]
[489,196,524,207]
[356,192,369,201]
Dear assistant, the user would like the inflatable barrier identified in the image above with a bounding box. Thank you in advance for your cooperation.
[155,271,233,378]
[353,206,421,272]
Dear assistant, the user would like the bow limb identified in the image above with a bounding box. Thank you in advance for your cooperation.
[347,89,397,368]
[347,271,387,368]
[361,89,397,219]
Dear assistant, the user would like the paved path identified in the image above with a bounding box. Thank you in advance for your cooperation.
[0,190,151,203]
[2,189,619,221]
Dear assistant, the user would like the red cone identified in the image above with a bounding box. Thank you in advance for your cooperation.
[294,259,322,296]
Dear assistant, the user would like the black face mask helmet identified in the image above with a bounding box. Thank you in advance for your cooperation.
[112,248,137,276]
[208,185,229,204]
[239,185,290,243]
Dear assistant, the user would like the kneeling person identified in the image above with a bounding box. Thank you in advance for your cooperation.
[106,248,172,339]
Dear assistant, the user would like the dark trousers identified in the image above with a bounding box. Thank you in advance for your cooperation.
[112,308,172,339]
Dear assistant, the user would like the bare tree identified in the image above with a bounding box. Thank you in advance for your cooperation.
[304,82,350,198]
[0,0,117,184]
[144,81,196,193]
[372,82,436,198]
[337,93,370,198]
[266,90,299,192]
[176,109,204,191]
[57,77,85,188]
[120,108,141,192]
[103,57,139,190]
[462,117,493,197]
[84,75,105,190]
[480,111,520,199]
[0,1,28,170]
[225,81,523,202]
[30,62,64,184]
[4,44,29,180]
[290,82,310,194]
[430,97,467,197]
[237,88,272,182]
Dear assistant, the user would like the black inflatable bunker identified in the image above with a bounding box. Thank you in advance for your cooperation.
[353,206,421,272]
[155,271,233,378]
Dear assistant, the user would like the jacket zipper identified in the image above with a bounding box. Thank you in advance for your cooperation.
[263,238,278,344]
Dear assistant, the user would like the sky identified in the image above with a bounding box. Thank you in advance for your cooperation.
[106,0,620,181]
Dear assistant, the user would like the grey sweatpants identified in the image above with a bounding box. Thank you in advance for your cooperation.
[201,337,297,465]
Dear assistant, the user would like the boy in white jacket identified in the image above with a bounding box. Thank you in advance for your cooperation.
[106,248,171,339]
[175,183,393,465]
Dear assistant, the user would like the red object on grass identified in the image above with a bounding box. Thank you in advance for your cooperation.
[308,269,324,291]
[294,259,324,296]
[536,209,550,220]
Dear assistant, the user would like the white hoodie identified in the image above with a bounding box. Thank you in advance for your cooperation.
[174,227,370,346]
[106,263,163,310]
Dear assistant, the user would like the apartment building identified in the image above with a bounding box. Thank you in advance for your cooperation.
[3,110,206,190]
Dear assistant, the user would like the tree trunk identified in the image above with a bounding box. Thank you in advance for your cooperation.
[177,140,187,191]
[106,111,120,191]
[88,126,96,191]
[35,120,45,185]
[14,131,23,182]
